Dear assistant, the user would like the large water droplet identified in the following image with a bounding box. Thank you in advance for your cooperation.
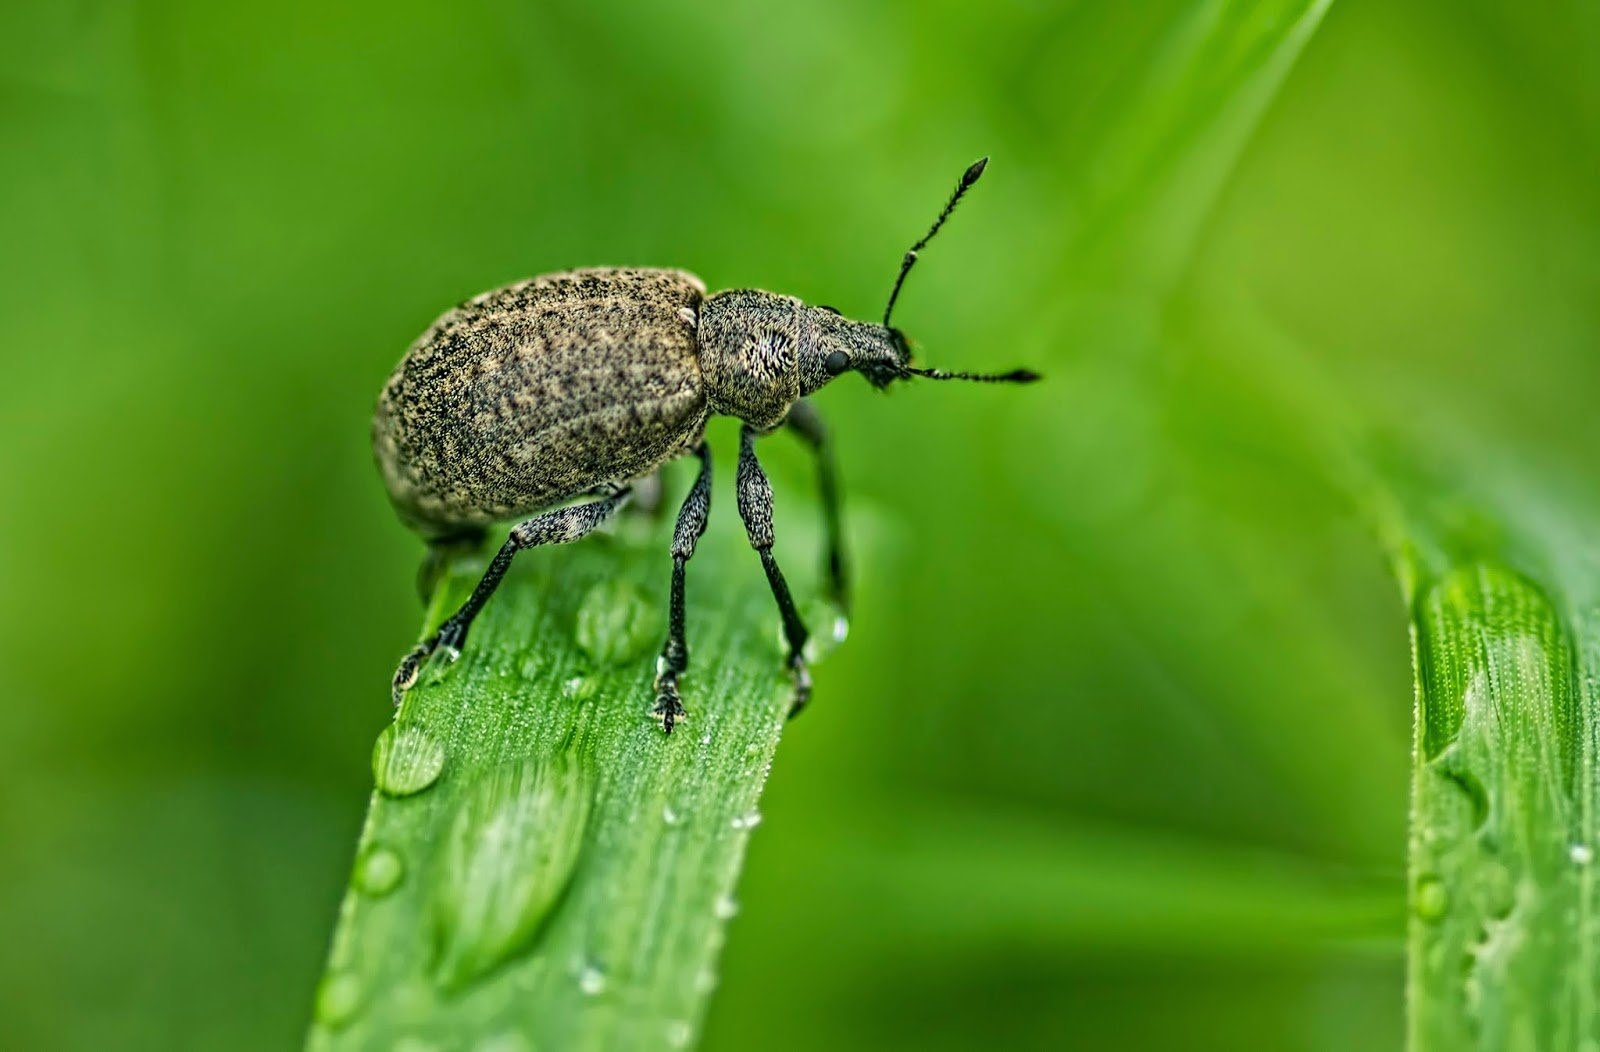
[575,580,661,666]
[730,808,762,831]
[432,753,594,991]
[354,844,406,897]
[563,676,598,702]
[1572,843,1594,866]
[662,804,682,826]
[713,894,739,920]
[1414,876,1448,921]
[665,1020,692,1048]
[314,970,363,1028]
[373,723,447,797]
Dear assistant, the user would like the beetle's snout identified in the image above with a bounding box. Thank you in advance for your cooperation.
[858,328,911,389]
[888,327,912,363]
[826,320,908,391]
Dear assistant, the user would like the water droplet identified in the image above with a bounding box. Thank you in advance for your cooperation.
[693,968,718,994]
[730,809,762,831]
[432,753,594,991]
[519,655,543,680]
[575,580,662,666]
[662,804,681,826]
[563,676,597,701]
[1572,843,1594,865]
[354,844,406,897]
[795,601,850,664]
[1429,754,1489,831]
[373,723,447,797]
[314,970,363,1028]
[577,963,607,995]
[1414,876,1448,921]
[665,1020,692,1048]
[698,732,712,746]
[714,894,739,919]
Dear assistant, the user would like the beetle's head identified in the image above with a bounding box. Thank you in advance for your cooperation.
[795,307,908,393]
[799,308,1038,394]
[799,157,1039,396]
[698,158,1036,430]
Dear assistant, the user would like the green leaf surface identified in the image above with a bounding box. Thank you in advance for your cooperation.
[308,509,809,1051]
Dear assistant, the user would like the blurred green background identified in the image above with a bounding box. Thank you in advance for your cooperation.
[3,1,1596,1048]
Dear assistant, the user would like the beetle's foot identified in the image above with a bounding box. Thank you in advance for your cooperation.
[785,654,813,720]
[392,642,430,706]
[652,681,687,736]
[390,621,468,706]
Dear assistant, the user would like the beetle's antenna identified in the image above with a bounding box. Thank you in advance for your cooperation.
[903,365,1040,384]
[882,157,989,327]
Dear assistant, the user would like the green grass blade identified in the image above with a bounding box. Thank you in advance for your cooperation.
[307,506,820,1050]
[1380,457,1600,1050]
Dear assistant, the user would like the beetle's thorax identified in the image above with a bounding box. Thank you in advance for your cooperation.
[696,289,806,430]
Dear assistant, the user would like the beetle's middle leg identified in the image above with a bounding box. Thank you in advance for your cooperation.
[736,425,812,718]
[391,489,630,704]
[651,442,712,735]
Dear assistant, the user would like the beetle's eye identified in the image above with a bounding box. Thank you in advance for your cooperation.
[824,350,850,375]
[818,304,840,315]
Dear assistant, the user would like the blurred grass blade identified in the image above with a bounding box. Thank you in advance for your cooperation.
[308,508,814,1050]
[797,805,1401,957]
[1059,0,1333,292]
[1380,455,1600,1050]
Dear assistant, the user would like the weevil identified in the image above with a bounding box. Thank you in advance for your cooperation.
[374,158,1038,733]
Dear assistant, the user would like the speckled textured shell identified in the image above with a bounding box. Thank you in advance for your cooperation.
[373,268,709,538]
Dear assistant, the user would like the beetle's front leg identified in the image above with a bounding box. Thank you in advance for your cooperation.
[736,425,812,718]
[652,443,712,734]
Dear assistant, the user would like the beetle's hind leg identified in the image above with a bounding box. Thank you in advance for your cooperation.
[784,399,850,616]
[652,443,712,734]
[416,527,488,603]
[391,490,630,705]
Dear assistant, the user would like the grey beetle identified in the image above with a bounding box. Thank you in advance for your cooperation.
[374,158,1037,733]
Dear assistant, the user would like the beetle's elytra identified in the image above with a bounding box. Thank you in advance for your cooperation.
[374,158,1038,733]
